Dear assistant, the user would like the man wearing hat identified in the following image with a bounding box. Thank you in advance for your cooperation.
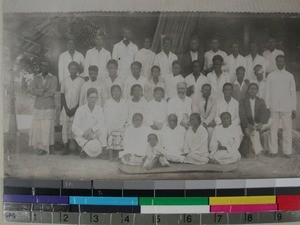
[72,87,107,158]
[29,61,57,155]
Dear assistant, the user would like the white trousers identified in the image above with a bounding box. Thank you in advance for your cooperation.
[269,112,292,155]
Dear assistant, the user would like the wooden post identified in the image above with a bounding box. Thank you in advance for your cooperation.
[243,23,250,52]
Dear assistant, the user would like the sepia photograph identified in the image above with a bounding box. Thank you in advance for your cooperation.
[2,0,300,180]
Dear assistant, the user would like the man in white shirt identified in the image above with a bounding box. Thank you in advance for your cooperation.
[154,36,178,76]
[167,82,192,129]
[245,42,268,81]
[263,38,284,74]
[253,64,267,101]
[232,66,249,102]
[215,83,240,127]
[135,37,155,80]
[227,42,246,82]
[112,27,138,77]
[123,61,147,100]
[204,37,228,73]
[58,39,85,84]
[266,55,296,158]
[84,33,111,81]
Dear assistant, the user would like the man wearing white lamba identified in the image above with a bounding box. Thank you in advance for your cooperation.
[265,55,296,158]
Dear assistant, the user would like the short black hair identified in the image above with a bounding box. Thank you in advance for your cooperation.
[151,65,160,72]
[202,83,212,89]
[131,61,142,69]
[223,82,233,90]
[220,112,231,119]
[110,84,122,95]
[247,82,259,92]
[276,54,285,61]
[88,65,99,72]
[107,59,118,68]
[172,60,181,67]
[130,84,143,96]
[68,61,79,69]
[87,87,98,97]
[236,66,246,73]
[190,113,201,123]
[212,55,224,63]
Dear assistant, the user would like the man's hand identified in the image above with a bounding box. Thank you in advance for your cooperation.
[292,110,296,120]
[202,122,208,129]
[186,86,194,97]
[256,123,263,131]
[208,121,216,128]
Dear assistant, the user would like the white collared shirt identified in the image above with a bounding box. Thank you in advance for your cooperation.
[162,125,186,157]
[263,49,284,74]
[154,51,178,76]
[79,79,107,107]
[190,51,198,61]
[58,50,85,83]
[215,97,240,126]
[245,54,268,81]
[84,47,111,80]
[185,73,208,100]
[103,74,125,99]
[227,54,246,82]
[147,99,168,125]
[134,48,155,80]
[266,69,297,112]
[163,74,184,99]
[204,49,228,70]
[167,95,192,123]
[123,75,147,100]
[206,71,231,99]
[112,40,139,77]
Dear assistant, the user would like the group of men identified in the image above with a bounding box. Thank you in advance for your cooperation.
[29,26,297,168]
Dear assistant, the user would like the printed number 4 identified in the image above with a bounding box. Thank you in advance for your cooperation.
[121,214,130,223]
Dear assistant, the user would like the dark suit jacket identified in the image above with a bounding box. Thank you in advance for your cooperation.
[239,96,270,130]
[181,51,204,76]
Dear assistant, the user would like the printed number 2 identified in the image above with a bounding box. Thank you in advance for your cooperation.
[121,214,130,223]
[62,214,68,222]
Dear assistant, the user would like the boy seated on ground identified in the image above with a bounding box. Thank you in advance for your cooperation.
[183,113,209,165]
[120,113,150,166]
[209,112,243,164]
[143,133,170,170]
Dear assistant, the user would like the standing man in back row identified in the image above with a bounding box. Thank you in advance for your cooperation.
[263,38,284,75]
[266,55,296,158]
[113,26,138,77]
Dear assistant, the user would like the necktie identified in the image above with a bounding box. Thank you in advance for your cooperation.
[204,99,208,112]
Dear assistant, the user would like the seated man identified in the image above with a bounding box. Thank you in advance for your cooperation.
[120,113,151,166]
[162,114,186,163]
[183,113,209,165]
[239,83,270,157]
[72,88,107,158]
[209,112,243,164]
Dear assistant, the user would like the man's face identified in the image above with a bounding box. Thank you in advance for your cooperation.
[201,85,211,98]
[111,87,122,100]
[148,135,158,147]
[89,70,98,81]
[132,86,143,98]
[269,39,276,50]
[95,36,104,48]
[177,83,187,95]
[152,67,160,79]
[190,115,200,128]
[168,115,178,129]
[163,40,171,52]
[123,28,131,40]
[41,64,49,74]
[192,62,201,74]
[88,93,98,105]
[67,40,75,52]
[276,57,285,70]
[211,39,220,51]
[254,66,264,81]
[221,114,231,128]
[232,43,239,55]
[143,38,151,49]
[107,63,118,76]
[236,69,245,82]
[213,60,222,71]
[172,64,181,75]
[69,65,78,76]
[132,114,143,128]
[250,43,258,55]
[248,85,258,98]
[153,89,163,102]
[223,85,233,98]
[190,39,199,52]
[131,64,141,76]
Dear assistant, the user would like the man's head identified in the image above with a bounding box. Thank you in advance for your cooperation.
[153,87,164,102]
[190,37,199,52]
[41,61,50,75]
[247,83,259,98]
[162,36,171,52]
[143,37,152,50]
[177,82,187,96]
[68,61,79,76]
[212,55,223,71]
[66,39,75,52]
[236,66,246,82]
[86,87,99,105]
[95,34,104,49]
[111,84,122,100]
[88,65,99,81]
[276,55,285,70]
[201,83,212,99]
[131,61,142,77]
[190,113,201,129]
[147,133,158,147]
[211,37,220,52]
[168,113,178,129]
[254,64,264,81]
[220,112,232,128]
[130,84,143,98]
[268,38,277,51]
[122,26,131,41]
[132,113,143,128]
[192,60,203,74]
[231,42,239,55]
[106,59,118,76]
[249,42,258,55]
[222,83,233,98]
[151,65,161,80]
[172,60,181,75]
